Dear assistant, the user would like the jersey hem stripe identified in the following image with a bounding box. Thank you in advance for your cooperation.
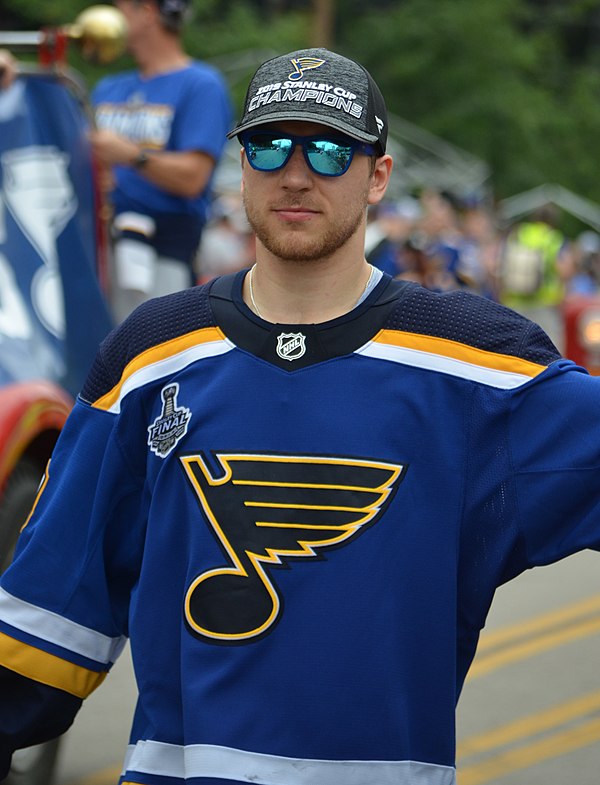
[0,631,107,698]
[122,741,456,785]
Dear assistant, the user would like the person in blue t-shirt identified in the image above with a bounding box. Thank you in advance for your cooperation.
[90,0,232,321]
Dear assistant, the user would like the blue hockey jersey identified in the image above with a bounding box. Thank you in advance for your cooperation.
[1,271,599,785]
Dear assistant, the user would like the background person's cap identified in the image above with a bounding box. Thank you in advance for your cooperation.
[157,0,190,24]
[228,48,388,155]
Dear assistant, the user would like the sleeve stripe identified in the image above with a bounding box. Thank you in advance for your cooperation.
[0,587,126,665]
[93,327,232,414]
[357,329,548,389]
[0,631,107,698]
[375,330,547,375]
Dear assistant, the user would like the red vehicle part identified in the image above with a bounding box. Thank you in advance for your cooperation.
[0,380,73,496]
[563,295,600,375]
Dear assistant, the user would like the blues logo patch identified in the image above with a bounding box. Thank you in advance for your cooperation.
[288,56,326,81]
[180,452,406,643]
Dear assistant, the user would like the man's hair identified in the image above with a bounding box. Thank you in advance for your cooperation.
[145,0,190,33]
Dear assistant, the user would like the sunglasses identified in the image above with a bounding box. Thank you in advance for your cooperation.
[240,130,377,177]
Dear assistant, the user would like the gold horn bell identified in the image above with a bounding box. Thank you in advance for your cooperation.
[67,5,128,65]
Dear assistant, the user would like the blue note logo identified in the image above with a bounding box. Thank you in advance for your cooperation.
[288,57,326,81]
[180,452,406,643]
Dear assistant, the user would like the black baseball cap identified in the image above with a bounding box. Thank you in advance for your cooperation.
[228,48,388,156]
[157,0,189,19]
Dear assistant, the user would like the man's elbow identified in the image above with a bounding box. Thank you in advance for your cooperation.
[178,153,215,199]
[178,177,210,199]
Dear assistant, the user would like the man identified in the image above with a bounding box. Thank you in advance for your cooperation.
[500,205,573,351]
[0,47,599,785]
[89,0,231,320]
[0,50,16,90]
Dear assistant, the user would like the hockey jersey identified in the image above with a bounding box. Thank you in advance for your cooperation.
[1,271,600,785]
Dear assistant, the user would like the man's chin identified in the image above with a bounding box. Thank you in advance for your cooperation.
[260,243,324,264]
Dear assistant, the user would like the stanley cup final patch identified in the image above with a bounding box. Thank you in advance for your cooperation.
[276,332,307,362]
[148,383,192,458]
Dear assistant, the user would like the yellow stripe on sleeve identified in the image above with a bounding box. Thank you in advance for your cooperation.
[21,460,50,532]
[93,326,227,412]
[373,329,547,378]
[0,631,107,698]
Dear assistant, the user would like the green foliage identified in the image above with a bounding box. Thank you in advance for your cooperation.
[4,0,600,205]
[186,1,309,59]
[182,2,311,109]
[2,0,90,27]
[339,0,600,201]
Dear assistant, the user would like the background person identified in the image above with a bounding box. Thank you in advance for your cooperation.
[194,194,255,283]
[365,197,422,277]
[499,205,574,351]
[0,47,600,785]
[89,0,232,321]
[0,50,17,90]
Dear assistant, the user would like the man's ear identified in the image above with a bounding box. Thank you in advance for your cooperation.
[368,155,393,206]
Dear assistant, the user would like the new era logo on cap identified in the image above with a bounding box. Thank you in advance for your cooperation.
[228,48,388,156]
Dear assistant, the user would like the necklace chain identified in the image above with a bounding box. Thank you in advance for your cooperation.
[248,264,264,319]
[247,263,375,321]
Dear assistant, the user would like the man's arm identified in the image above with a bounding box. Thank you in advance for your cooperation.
[0,50,17,90]
[89,128,216,199]
[0,666,82,781]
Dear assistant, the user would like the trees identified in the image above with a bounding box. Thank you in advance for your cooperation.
[3,0,600,202]
[342,0,600,199]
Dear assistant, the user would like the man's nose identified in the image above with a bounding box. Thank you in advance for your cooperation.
[280,144,313,187]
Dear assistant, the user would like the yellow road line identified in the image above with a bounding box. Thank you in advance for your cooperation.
[458,689,600,757]
[459,716,600,785]
[66,764,121,785]
[477,594,600,652]
[469,614,600,679]
[458,596,600,782]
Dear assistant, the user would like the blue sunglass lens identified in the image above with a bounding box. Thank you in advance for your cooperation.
[246,135,293,171]
[306,139,353,175]
[244,134,356,176]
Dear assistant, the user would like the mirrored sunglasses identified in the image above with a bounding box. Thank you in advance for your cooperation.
[240,130,376,177]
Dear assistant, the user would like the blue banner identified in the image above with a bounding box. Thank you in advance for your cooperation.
[0,73,114,396]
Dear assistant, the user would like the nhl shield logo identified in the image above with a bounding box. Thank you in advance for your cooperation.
[276,332,306,362]
[147,383,191,458]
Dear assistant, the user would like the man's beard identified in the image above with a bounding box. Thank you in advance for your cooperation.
[243,186,370,263]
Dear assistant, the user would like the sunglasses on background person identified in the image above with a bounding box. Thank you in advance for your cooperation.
[239,130,377,177]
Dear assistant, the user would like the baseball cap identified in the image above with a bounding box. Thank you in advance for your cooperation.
[228,48,388,156]
[157,0,189,21]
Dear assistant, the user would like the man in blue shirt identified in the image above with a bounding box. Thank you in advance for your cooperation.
[90,0,232,321]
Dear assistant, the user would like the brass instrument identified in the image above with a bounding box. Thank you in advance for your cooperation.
[0,5,128,66]
[66,5,128,65]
